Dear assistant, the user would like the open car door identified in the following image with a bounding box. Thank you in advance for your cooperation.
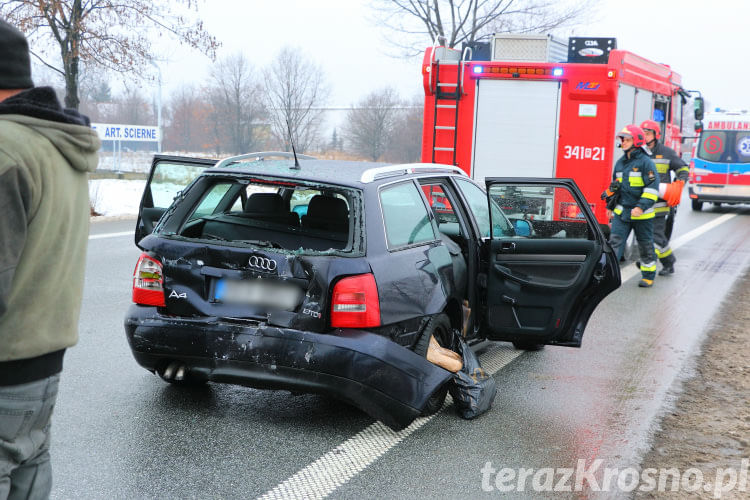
[482,178,620,347]
[135,155,216,247]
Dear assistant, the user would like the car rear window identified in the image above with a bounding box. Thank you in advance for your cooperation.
[697,131,727,162]
[158,174,363,255]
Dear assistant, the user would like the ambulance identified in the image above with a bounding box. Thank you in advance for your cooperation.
[689,109,750,210]
[420,34,695,232]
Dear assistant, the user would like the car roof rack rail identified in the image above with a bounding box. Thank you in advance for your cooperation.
[215,151,317,170]
[360,163,467,183]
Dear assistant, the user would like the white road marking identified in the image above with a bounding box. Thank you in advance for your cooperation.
[257,345,523,500]
[88,231,133,240]
[619,212,738,282]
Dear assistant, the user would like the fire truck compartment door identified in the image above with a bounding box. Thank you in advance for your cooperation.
[481,178,621,348]
[472,80,561,181]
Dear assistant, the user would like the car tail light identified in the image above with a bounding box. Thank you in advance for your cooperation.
[330,274,381,328]
[132,253,165,306]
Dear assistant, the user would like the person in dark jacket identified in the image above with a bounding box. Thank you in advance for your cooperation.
[0,20,100,499]
[640,119,690,275]
[605,125,660,287]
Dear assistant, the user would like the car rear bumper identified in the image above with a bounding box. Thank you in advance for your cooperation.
[689,185,750,203]
[124,305,451,430]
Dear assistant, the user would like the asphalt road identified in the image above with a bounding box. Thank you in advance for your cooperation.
[50,205,750,499]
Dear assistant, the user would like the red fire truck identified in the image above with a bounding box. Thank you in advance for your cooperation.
[421,34,692,230]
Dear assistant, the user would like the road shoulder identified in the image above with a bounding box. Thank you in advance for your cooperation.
[635,269,750,498]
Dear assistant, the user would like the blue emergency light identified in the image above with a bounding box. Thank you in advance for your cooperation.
[553,68,564,76]
[473,65,483,74]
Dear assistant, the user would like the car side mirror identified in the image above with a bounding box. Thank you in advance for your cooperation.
[694,97,704,121]
[512,219,532,236]
[694,121,703,133]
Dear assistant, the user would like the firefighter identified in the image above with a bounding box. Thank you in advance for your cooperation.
[640,119,690,275]
[605,125,660,287]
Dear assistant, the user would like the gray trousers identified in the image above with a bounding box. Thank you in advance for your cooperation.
[0,374,59,500]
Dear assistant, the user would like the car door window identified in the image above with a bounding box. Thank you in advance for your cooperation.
[380,181,436,249]
[454,178,513,237]
[488,184,592,239]
[150,163,208,208]
[420,183,465,239]
[189,182,233,220]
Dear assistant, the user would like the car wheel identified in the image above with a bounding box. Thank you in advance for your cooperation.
[691,199,703,211]
[512,340,545,351]
[414,314,454,416]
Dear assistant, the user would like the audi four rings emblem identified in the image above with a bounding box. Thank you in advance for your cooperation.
[249,256,277,271]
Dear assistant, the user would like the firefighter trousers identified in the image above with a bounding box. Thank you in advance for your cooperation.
[609,214,657,280]
[653,215,676,267]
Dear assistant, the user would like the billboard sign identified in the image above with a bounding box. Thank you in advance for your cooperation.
[91,123,159,142]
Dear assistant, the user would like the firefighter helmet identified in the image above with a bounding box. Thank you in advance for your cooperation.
[640,119,662,140]
[616,125,646,148]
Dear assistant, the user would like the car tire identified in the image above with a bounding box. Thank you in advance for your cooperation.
[414,313,454,416]
[512,340,545,351]
[691,199,703,211]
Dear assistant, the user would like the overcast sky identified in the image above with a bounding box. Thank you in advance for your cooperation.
[146,0,748,113]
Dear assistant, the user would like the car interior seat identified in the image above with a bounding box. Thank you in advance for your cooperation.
[301,195,349,233]
[243,192,299,226]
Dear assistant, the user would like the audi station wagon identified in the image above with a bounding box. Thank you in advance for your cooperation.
[124,152,621,429]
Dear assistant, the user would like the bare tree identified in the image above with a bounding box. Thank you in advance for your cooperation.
[344,87,402,162]
[384,97,424,163]
[1,0,219,109]
[263,47,329,153]
[164,84,212,153]
[370,0,595,54]
[206,53,265,155]
[114,86,152,125]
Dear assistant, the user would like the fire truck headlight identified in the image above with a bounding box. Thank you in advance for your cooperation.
[473,65,483,74]
[552,68,564,76]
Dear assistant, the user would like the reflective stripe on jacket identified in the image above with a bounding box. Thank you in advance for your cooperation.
[611,147,659,219]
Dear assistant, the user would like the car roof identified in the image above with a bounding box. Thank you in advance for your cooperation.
[206,157,467,188]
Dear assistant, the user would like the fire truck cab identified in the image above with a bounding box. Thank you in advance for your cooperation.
[421,34,691,230]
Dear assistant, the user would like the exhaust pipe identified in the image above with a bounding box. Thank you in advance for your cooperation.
[160,361,185,381]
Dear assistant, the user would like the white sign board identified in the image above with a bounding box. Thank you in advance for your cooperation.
[91,123,159,142]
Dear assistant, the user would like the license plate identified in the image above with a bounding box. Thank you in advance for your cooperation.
[215,279,302,310]
[698,186,725,194]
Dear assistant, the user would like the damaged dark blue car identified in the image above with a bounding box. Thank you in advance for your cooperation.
[124,152,620,430]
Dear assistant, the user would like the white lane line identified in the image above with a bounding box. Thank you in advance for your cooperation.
[257,345,523,500]
[88,231,133,240]
[619,212,738,282]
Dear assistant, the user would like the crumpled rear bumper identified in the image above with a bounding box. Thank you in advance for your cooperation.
[124,305,451,430]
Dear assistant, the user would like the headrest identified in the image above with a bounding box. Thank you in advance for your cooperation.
[307,195,348,219]
[244,192,285,213]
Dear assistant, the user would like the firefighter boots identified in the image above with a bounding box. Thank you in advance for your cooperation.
[638,278,654,288]
[659,264,675,276]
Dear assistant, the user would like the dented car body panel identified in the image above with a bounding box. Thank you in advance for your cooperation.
[124,305,452,430]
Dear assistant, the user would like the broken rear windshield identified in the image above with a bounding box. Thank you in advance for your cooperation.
[156,174,363,255]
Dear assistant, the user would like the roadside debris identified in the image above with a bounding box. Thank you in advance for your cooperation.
[426,335,462,372]
[448,337,497,419]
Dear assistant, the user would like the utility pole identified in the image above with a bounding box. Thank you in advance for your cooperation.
[150,60,163,153]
